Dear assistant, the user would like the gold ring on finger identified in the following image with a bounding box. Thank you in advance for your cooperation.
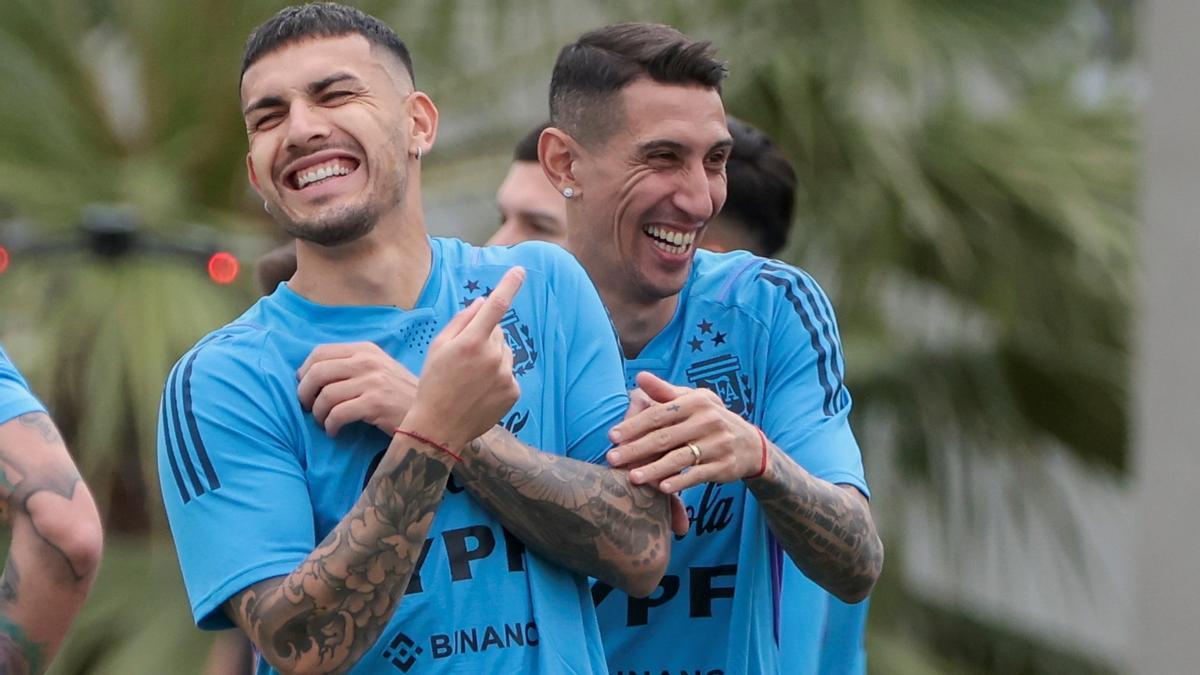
[687,442,702,466]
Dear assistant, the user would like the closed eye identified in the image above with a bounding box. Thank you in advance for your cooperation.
[251,111,284,131]
[320,90,354,104]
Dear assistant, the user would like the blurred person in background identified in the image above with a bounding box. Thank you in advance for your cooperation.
[540,22,883,673]
[159,4,672,674]
[701,116,792,259]
[0,346,103,673]
[253,239,298,295]
[489,122,567,247]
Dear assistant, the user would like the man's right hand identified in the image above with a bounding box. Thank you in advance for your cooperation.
[401,267,526,452]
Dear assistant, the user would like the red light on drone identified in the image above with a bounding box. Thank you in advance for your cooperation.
[0,246,9,275]
[207,251,239,285]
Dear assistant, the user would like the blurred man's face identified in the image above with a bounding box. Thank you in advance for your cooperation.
[240,35,419,246]
[567,78,732,303]
[488,161,566,246]
[699,216,768,257]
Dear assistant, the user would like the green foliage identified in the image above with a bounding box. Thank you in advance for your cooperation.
[0,0,274,532]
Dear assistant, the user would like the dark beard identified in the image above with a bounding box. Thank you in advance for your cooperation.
[267,158,407,247]
[278,201,377,247]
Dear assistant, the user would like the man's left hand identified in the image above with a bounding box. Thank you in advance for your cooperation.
[606,371,763,493]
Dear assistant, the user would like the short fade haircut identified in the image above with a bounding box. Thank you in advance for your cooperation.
[722,117,797,257]
[514,122,550,163]
[241,3,414,85]
[549,22,727,145]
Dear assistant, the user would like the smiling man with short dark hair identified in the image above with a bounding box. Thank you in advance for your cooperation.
[539,21,884,673]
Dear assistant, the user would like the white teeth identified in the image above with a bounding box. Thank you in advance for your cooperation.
[651,239,686,254]
[643,224,696,252]
[295,161,352,189]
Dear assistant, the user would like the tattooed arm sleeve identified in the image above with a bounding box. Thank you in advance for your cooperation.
[223,435,454,674]
[0,413,104,675]
[454,427,671,597]
[752,261,882,602]
[747,444,882,603]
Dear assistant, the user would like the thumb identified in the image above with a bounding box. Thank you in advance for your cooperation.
[635,371,688,403]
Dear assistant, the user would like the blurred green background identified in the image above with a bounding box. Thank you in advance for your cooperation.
[0,0,1135,673]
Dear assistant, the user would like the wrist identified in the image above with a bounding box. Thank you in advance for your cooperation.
[394,426,462,464]
[744,427,771,481]
[397,411,464,461]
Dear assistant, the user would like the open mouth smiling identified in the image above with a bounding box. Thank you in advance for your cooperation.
[282,153,362,191]
[643,224,697,255]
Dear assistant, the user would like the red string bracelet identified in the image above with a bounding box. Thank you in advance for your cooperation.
[394,427,462,463]
[748,427,770,479]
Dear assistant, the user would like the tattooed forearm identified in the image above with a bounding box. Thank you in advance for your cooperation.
[225,443,452,674]
[748,447,883,603]
[454,427,670,597]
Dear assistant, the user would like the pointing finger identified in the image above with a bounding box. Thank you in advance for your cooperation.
[464,267,525,340]
[438,297,484,341]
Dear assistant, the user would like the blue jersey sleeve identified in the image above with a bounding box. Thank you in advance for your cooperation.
[756,262,868,496]
[547,251,629,464]
[157,333,316,630]
[0,346,46,424]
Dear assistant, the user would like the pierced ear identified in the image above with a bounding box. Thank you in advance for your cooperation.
[538,126,580,196]
[408,91,439,158]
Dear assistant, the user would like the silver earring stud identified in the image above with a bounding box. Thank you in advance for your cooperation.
[263,200,270,214]
[562,186,575,199]
[414,147,423,161]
